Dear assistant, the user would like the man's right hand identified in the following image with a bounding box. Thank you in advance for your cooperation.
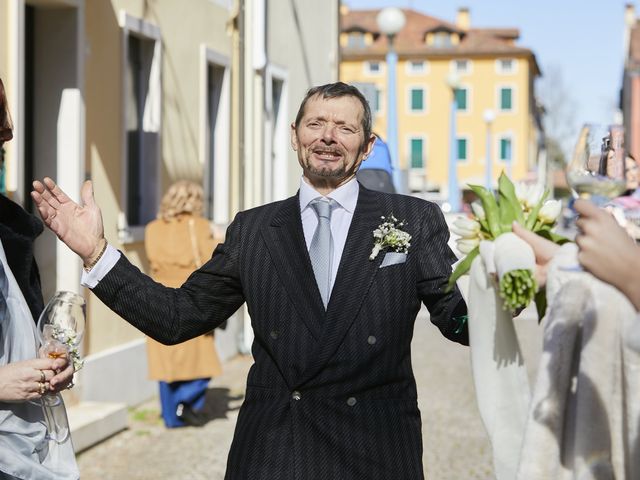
[31,178,105,266]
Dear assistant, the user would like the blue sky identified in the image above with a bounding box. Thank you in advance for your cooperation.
[344,0,630,145]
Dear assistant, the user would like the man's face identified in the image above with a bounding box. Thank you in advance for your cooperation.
[291,95,374,189]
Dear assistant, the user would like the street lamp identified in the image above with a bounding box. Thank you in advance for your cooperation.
[376,7,406,193]
[483,109,495,190]
[446,72,461,212]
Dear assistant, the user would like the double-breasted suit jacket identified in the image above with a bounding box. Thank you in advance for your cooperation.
[92,184,468,480]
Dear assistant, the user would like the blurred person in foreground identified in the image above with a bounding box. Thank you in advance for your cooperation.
[0,77,77,479]
[512,198,640,477]
[31,82,467,479]
[145,181,222,428]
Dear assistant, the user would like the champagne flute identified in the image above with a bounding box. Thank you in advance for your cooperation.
[34,291,86,442]
[563,123,627,270]
[566,123,627,203]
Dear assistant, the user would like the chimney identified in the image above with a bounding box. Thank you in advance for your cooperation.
[456,7,470,30]
[624,3,636,66]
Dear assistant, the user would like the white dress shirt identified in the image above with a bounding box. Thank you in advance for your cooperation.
[81,177,360,291]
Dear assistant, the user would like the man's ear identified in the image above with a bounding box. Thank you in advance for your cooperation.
[362,134,376,157]
[290,123,299,151]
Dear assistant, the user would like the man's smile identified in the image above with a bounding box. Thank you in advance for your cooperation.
[311,147,343,161]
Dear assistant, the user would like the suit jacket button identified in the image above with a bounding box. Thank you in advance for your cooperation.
[292,391,301,401]
[367,336,377,345]
[346,397,357,406]
[270,330,279,339]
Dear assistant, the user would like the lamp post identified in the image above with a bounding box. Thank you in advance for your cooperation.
[483,109,495,190]
[446,72,461,212]
[376,7,405,193]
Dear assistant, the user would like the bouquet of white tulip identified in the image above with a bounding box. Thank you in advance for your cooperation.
[447,173,568,317]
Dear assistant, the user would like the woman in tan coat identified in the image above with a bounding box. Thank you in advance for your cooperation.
[145,181,222,427]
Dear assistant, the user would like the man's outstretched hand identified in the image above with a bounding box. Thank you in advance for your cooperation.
[31,178,105,266]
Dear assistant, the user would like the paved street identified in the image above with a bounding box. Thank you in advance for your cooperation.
[77,305,542,479]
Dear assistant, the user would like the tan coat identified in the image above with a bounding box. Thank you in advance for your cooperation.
[144,215,222,382]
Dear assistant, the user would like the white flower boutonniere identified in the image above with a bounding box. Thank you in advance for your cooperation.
[369,215,412,260]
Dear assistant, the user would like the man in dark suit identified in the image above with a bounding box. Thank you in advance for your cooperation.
[32,82,467,479]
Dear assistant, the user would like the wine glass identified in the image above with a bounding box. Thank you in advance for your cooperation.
[34,291,85,442]
[566,123,627,204]
[564,123,627,270]
[37,291,85,366]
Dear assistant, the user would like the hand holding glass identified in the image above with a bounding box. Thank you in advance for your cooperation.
[34,291,85,442]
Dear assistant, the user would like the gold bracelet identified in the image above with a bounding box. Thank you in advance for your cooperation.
[83,239,108,272]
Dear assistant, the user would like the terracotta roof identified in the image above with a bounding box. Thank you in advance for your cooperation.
[341,8,540,75]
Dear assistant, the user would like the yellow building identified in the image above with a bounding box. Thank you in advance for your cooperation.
[340,7,542,201]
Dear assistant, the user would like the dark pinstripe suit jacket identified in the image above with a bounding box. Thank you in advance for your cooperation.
[93,184,468,479]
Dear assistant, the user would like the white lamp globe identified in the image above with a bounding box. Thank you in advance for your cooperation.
[483,109,496,124]
[376,7,406,36]
[446,71,461,90]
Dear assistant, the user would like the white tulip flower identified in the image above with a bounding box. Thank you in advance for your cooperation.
[451,216,480,239]
[456,237,480,254]
[515,182,528,205]
[471,202,486,220]
[525,184,545,210]
[538,199,562,224]
[515,182,545,210]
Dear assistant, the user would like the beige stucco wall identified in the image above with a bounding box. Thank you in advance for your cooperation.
[84,0,232,355]
[267,0,340,197]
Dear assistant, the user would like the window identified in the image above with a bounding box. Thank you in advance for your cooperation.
[201,47,231,223]
[500,137,512,162]
[454,59,470,74]
[454,87,467,111]
[409,88,424,112]
[373,88,382,114]
[497,58,515,74]
[124,33,161,228]
[365,61,381,75]
[500,87,513,111]
[433,32,452,47]
[264,66,288,203]
[347,32,365,48]
[457,138,468,161]
[410,138,424,169]
[407,60,426,74]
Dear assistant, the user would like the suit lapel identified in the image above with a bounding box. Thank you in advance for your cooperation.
[261,194,325,340]
[297,185,385,386]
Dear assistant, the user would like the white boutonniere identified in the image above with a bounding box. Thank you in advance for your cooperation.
[369,215,412,260]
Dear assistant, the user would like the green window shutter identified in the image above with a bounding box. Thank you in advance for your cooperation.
[500,88,512,110]
[410,89,424,111]
[374,89,381,112]
[500,138,512,161]
[457,138,467,161]
[410,138,424,168]
[454,88,467,110]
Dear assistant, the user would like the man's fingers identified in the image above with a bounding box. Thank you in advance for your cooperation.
[80,180,95,208]
[44,177,73,206]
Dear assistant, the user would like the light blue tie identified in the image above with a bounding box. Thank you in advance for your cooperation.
[309,198,335,309]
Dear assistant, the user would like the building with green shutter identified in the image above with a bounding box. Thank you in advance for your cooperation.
[339,6,542,200]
